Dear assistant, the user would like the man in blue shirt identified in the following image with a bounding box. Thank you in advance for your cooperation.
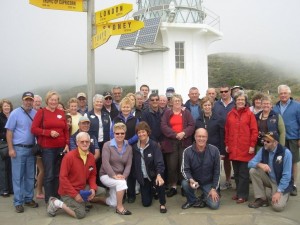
[273,84,300,196]
[5,92,38,213]
[248,132,293,212]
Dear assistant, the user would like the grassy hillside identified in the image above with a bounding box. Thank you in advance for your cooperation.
[208,53,300,98]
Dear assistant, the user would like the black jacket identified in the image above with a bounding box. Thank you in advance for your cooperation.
[132,139,165,185]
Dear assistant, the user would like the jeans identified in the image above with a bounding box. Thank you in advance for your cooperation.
[42,148,64,203]
[140,178,166,207]
[11,146,35,206]
[182,180,220,209]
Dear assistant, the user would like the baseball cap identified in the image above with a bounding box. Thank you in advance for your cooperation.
[230,85,243,90]
[263,132,279,142]
[78,116,90,124]
[166,87,175,93]
[77,92,87,99]
[22,91,34,100]
[103,91,112,98]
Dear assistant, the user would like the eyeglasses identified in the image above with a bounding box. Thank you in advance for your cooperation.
[105,97,112,100]
[150,99,159,102]
[220,90,229,93]
[115,132,125,135]
[263,140,271,144]
[79,141,90,144]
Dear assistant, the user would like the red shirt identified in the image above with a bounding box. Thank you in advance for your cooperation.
[170,114,183,133]
[31,108,69,148]
[58,149,97,198]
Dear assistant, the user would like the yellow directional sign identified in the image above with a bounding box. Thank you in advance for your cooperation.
[92,28,112,49]
[96,20,144,36]
[95,3,133,25]
[29,0,87,12]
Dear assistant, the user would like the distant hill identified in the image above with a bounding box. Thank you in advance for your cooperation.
[208,53,300,97]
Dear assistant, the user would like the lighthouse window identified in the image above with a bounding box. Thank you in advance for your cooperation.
[175,42,184,69]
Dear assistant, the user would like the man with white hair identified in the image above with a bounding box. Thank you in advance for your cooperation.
[273,84,300,196]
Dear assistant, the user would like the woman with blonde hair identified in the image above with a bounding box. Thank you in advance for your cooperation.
[68,97,81,135]
[31,91,69,205]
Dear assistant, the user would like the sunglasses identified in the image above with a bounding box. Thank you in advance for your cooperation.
[79,141,90,144]
[150,99,159,102]
[105,97,112,100]
[263,139,271,144]
[220,90,229,93]
[115,132,125,135]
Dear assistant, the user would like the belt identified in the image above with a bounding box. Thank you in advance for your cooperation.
[14,144,34,148]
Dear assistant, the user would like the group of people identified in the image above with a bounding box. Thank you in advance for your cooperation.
[0,83,299,219]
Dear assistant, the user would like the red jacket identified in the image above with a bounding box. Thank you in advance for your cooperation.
[31,108,69,148]
[58,149,97,198]
[225,107,258,162]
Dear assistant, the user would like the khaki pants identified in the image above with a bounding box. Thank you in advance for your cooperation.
[249,168,289,212]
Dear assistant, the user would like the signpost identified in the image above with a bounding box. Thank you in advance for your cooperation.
[94,3,133,25]
[96,20,144,36]
[29,0,87,12]
[92,28,112,49]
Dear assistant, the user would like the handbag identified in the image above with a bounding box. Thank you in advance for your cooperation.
[0,142,8,159]
[22,107,44,156]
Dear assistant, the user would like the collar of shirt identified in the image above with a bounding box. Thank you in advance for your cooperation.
[110,138,128,156]
[220,97,233,107]
[78,147,89,165]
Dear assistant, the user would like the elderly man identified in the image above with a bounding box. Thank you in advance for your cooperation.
[111,86,123,111]
[181,128,220,210]
[77,92,88,115]
[5,92,38,213]
[206,88,218,102]
[33,95,42,110]
[273,84,300,196]
[184,87,201,122]
[47,132,101,219]
[248,132,293,212]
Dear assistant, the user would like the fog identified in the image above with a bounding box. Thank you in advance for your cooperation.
[1,0,299,98]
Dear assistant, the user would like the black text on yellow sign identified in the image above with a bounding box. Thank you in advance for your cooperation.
[29,0,87,12]
[95,3,133,24]
[92,28,112,49]
[96,20,144,36]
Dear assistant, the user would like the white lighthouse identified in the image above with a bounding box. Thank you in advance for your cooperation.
[117,0,222,98]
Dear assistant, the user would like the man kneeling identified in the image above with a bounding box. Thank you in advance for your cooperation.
[248,132,293,212]
[181,128,220,210]
[47,132,102,219]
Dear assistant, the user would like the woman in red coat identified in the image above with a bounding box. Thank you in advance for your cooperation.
[225,90,258,203]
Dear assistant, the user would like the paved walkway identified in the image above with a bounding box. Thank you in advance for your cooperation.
[1,176,299,225]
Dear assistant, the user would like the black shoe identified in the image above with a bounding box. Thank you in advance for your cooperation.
[160,205,167,213]
[167,188,177,197]
[116,208,132,215]
[193,199,206,208]
[181,187,185,197]
[1,192,10,197]
[127,197,136,203]
[15,205,24,213]
[182,201,196,209]
[291,186,297,196]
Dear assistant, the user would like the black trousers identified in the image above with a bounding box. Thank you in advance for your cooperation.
[140,178,166,207]
[232,160,250,199]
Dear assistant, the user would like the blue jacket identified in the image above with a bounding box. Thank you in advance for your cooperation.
[195,110,225,155]
[273,98,300,140]
[69,130,99,155]
[86,109,111,143]
[213,99,235,121]
[141,107,163,142]
[181,143,220,189]
[111,113,139,145]
[132,139,165,185]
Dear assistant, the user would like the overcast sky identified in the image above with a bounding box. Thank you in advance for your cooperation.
[1,0,300,98]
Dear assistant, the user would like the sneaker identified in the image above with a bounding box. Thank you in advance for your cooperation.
[24,200,39,208]
[248,198,269,208]
[15,205,24,213]
[47,197,59,217]
[220,181,232,190]
[291,186,297,196]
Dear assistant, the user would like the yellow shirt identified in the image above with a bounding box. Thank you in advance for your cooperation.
[78,148,89,165]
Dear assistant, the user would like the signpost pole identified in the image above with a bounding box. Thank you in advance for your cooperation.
[87,0,95,110]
